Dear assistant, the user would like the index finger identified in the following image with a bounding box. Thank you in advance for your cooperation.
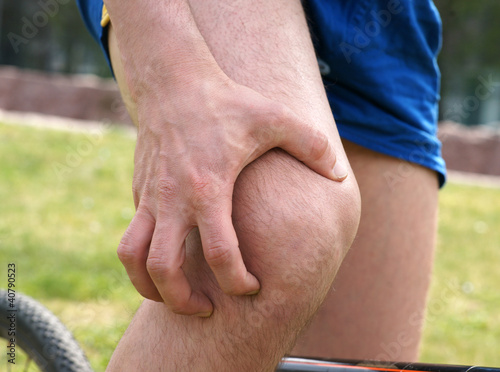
[146,220,214,317]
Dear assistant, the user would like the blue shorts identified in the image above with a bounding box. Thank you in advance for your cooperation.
[76,0,446,186]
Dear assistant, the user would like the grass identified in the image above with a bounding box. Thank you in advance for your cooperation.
[420,182,500,365]
[0,121,499,370]
[0,121,142,369]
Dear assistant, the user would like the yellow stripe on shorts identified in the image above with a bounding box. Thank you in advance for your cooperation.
[101,4,110,27]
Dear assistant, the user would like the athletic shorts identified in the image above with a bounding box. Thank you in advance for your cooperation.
[76,0,446,187]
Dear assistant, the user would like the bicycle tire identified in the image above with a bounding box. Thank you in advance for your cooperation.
[0,289,93,372]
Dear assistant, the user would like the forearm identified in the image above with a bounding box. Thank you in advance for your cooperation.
[105,0,224,101]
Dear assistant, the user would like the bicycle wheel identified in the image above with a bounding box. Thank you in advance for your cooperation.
[0,289,93,372]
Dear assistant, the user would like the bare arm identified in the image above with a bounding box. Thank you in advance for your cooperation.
[105,0,347,316]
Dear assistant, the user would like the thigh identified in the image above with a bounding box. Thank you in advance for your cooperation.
[293,140,439,361]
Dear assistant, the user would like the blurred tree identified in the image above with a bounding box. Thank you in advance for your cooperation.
[436,0,500,125]
[437,0,500,80]
[0,0,111,76]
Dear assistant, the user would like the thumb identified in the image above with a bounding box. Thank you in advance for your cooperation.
[268,105,348,181]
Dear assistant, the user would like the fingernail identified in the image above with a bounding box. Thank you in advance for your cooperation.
[195,311,213,318]
[333,161,348,181]
[245,289,260,296]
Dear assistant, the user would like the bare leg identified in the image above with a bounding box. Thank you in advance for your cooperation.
[107,0,361,370]
[293,141,439,362]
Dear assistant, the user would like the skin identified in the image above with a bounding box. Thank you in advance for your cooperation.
[293,143,438,362]
[104,0,348,317]
[106,0,360,370]
[105,0,439,369]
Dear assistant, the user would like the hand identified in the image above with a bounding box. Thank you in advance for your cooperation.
[116,71,348,317]
[105,0,346,316]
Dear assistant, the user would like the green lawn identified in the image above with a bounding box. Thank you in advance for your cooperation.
[421,182,500,365]
[1,122,499,370]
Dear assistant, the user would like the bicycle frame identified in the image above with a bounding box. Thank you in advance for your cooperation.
[277,358,500,372]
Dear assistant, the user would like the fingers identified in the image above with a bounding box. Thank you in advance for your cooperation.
[121,180,259,316]
[262,103,348,182]
[197,198,260,296]
[146,219,214,316]
[117,210,162,302]
[118,208,214,316]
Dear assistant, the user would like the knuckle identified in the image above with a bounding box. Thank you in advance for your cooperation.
[131,179,142,196]
[188,174,225,208]
[204,240,232,268]
[267,100,288,119]
[156,176,178,204]
[117,239,137,266]
[132,178,154,205]
[145,255,171,279]
[190,177,213,198]
[131,182,142,206]
[266,102,289,131]
[308,130,330,162]
[258,126,277,144]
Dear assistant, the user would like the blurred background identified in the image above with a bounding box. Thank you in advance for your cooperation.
[0,0,499,370]
[0,0,110,76]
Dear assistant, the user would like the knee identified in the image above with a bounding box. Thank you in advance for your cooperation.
[185,148,361,308]
[176,149,360,360]
[234,148,360,262]
[232,149,361,318]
